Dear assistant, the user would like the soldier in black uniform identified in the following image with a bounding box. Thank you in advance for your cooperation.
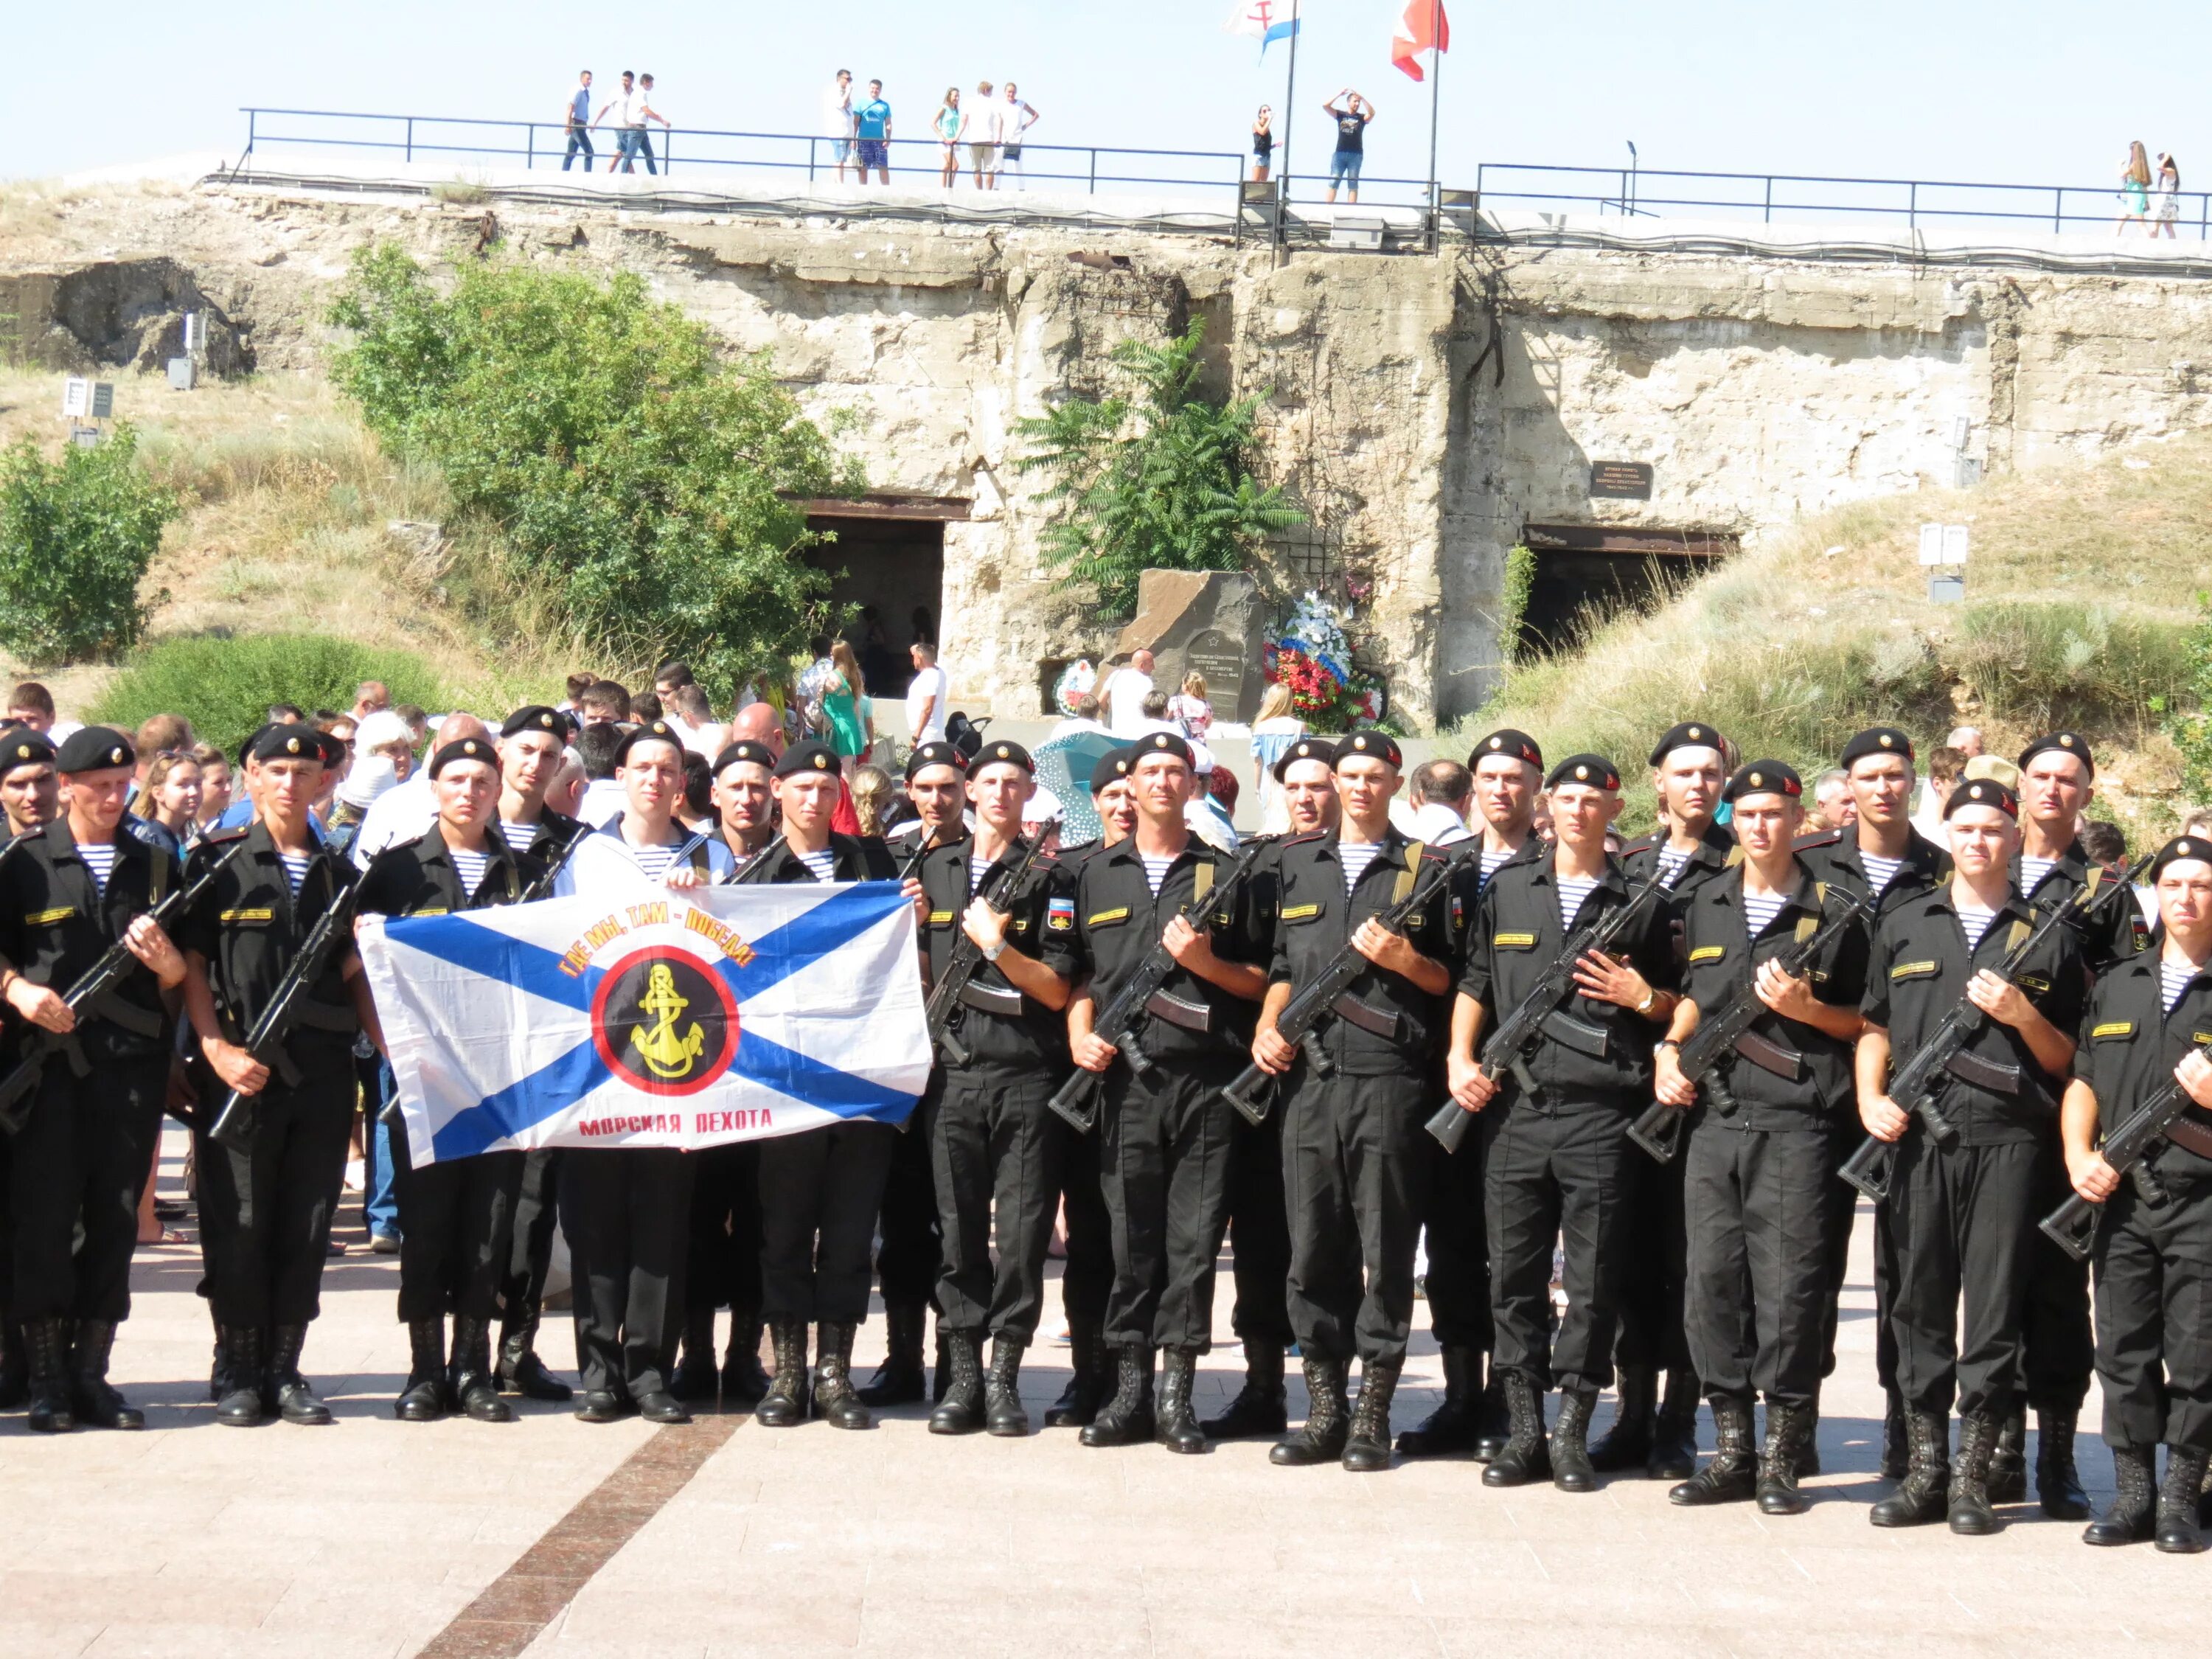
[1203,736,1335,1444]
[181,723,373,1427]
[1793,726,1950,1475]
[748,740,900,1430]
[1855,777,2085,1533]
[915,740,1074,1436]
[1651,762,1870,1513]
[1251,731,1453,1471]
[1604,722,1737,1481]
[1444,754,1680,1492]
[0,728,186,1431]
[1044,731,1267,1453]
[2063,835,2212,1552]
[355,736,546,1423]
[0,727,60,1410]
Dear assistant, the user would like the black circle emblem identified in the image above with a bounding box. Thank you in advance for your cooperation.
[591,946,740,1097]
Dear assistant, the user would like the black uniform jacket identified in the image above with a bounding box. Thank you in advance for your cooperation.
[748,833,897,886]
[1267,827,1453,1076]
[2073,954,2212,1177]
[1861,883,2086,1147]
[1456,847,1680,1105]
[178,821,361,1054]
[2014,839,2144,975]
[0,818,181,1060]
[918,831,1074,1070]
[1623,819,1739,901]
[1043,835,1265,1064]
[1677,861,1870,1126]
[1795,822,1950,919]
[504,806,585,869]
[357,828,547,920]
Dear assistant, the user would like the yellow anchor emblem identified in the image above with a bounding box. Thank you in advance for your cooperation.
[629,963,705,1081]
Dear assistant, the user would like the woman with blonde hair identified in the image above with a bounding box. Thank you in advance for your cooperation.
[1248,681,1308,834]
[2118,140,2153,232]
[934,86,966,188]
[1169,670,1214,741]
[849,765,895,838]
[133,749,204,858]
[822,639,874,778]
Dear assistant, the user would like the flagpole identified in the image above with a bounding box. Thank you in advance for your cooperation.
[1276,6,1300,254]
[1426,0,1442,249]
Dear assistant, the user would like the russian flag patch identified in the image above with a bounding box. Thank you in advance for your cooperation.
[1048,897,1075,931]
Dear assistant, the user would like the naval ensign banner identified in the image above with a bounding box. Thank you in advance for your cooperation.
[359,880,931,1164]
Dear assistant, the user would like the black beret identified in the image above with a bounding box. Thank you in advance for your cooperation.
[1131,731,1193,767]
[1545,753,1621,791]
[1944,777,2018,820]
[429,736,498,777]
[1334,728,1402,771]
[1271,736,1333,783]
[613,720,686,767]
[237,723,271,768]
[501,705,566,740]
[316,730,350,767]
[249,723,327,765]
[776,739,841,779]
[54,726,134,775]
[0,730,56,775]
[1723,760,1803,803]
[1470,728,1543,771]
[2017,731,2095,777]
[1647,721,1726,767]
[1840,727,1916,769]
[712,740,778,776]
[971,740,1034,776]
[2152,835,2212,881]
[904,740,967,783]
[1090,749,1135,794]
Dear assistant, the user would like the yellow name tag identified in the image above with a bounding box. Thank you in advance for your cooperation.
[1688,945,1725,963]
[2017,975,2051,994]
[928,910,955,925]
[22,906,74,926]
[411,905,450,919]
[220,907,274,924]
[1088,908,1129,927]
[1281,903,1321,920]
[2197,1032,2212,1046]
[2091,1021,2135,1039]
[1495,931,1537,948]
[1891,959,1938,979]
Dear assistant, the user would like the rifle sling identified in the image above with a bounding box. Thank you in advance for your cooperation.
[2166,1116,2212,1161]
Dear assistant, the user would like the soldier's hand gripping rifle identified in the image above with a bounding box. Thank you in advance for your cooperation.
[209,877,363,1150]
[1839,855,2151,1204]
[1047,838,1272,1135]
[1625,886,1873,1164]
[1218,844,1468,1129]
[0,837,254,1135]
[2039,1039,2212,1262]
[926,835,1048,1068]
[1425,867,1672,1155]
[519,819,594,902]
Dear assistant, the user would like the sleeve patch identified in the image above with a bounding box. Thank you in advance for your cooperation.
[1688,945,1725,963]
[1047,897,1074,932]
[1891,959,1939,979]
[2090,1021,2135,1040]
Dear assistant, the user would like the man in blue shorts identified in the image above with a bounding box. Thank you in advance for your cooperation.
[1322,88,1374,204]
[855,80,894,187]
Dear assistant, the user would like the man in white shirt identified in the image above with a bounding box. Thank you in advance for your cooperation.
[995,83,1040,189]
[1393,757,1475,845]
[1102,650,1155,739]
[352,714,493,869]
[824,70,857,182]
[905,642,949,747]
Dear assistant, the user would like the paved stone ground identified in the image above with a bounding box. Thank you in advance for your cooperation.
[0,1128,2202,1659]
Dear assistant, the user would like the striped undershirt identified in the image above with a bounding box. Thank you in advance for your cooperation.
[1956,903,1997,952]
[1860,852,1905,894]
[971,854,994,897]
[1479,847,1513,890]
[450,848,490,897]
[498,820,538,853]
[1338,840,1383,894]
[76,843,116,895]
[2163,960,2199,1014]
[1557,875,1601,931]
[2019,855,2059,895]
[1139,854,1176,896]
[1655,846,1693,887]
[1742,891,1790,940]
[630,843,680,884]
[279,851,313,895]
[796,849,838,883]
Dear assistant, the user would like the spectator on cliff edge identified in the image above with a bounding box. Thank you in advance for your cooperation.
[995,83,1040,189]
[824,69,857,183]
[591,72,639,171]
[1322,88,1374,204]
[2154,154,2184,238]
[2118,139,2153,233]
[630,74,672,175]
[562,71,596,171]
[855,80,894,187]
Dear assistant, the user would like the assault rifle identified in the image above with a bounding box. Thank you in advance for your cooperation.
[1217,841,1467,1128]
[1625,885,1873,1164]
[209,873,364,1150]
[1838,855,2150,1203]
[927,835,1048,1067]
[2039,1038,2212,1262]
[1047,838,1271,1135]
[519,818,594,902]
[1425,866,1671,1155]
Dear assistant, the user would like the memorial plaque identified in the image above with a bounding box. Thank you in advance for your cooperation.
[1590,461,1654,500]
[1186,629,1247,716]
[90,383,115,420]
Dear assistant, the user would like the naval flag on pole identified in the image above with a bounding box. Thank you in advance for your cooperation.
[1391,0,1451,80]
[1225,0,1301,60]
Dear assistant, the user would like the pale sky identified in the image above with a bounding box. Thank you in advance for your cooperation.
[14,1,2205,218]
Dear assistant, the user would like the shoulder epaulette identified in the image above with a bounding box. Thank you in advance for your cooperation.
[200,825,253,846]
[1282,830,1329,846]
[1622,832,1662,855]
[1792,829,1842,850]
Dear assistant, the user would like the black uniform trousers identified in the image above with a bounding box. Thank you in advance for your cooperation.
[501,1148,562,1333]
[874,1107,941,1312]
[1613,1147,1694,1379]
[684,1141,762,1321]
[757,1119,897,1325]
[1682,1113,1832,1405]
[2093,1161,2212,1452]
[1416,1119,1492,1352]
[1886,1131,2037,1419]
[1221,1091,1293,1353]
[392,1145,523,1324]
[1281,1069,1425,1366]
[928,1067,1062,1339]
[1051,1113,1113,1324]
[1483,1094,1636,1393]
[9,1052,167,1323]
[557,1147,693,1397]
[1820,1119,1897,1385]
[1100,1058,1236,1353]
[2021,1128,2096,1413]
[195,1055,355,1329]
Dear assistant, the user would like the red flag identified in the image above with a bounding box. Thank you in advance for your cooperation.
[1391,0,1450,80]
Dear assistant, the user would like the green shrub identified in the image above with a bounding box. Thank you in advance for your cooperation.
[0,425,176,665]
[89,633,452,758]
[2166,594,2212,799]
[1953,602,2194,737]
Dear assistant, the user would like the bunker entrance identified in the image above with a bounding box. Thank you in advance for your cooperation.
[802,498,962,698]
[1515,524,1736,659]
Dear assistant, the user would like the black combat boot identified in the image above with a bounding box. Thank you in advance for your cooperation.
[2034,1407,2092,1520]
[1080,1346,1156,1447]
[1202,1340,1287,1439]
[1585,1363,1655,1472]
[1868,1409,1950,1528]
[269,1324,331,1425]
[811,1322,869,1430]
[669,1309,720,1402]
[755,1319,810,1427]
[1986,1400,2027,1503]
[2157,1447,2211,1554]
[1947,1409,2002,1535]
[2084,1444,2157,1546]
[24,1317,76,1433]
[929,1331,987,1435]
[1669,1394,1756,1506]
[984,1336,1029,1437]
[1647,1367,1701,1482]
[216,1326,266,1426]
[1471,1365,1511,1461]
[1046,1318,1110,1429]
[451,1316,511,1423]
[1793,1384,1821,1477]
[1551,1385,1601,1493]
[933,1322,952,1404]
[395,1317,448,1421]
[497,1317,574,1402]
[1755,1399,1811,1515]
[723,1310,770,1404]
[69,1318,145,1431]
[1155,1349,1206,1454]
[1879,1386,1907,1481]
[1269,1356,1349,1466]
[0,1315,28,1410]
[1481,1370,1550,1488]
[1394,1345,1478,1458]
[1342,1357,1402,1472]
[858,1301,928,1407]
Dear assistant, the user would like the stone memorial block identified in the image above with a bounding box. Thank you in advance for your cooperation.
[1112,570,1270,723]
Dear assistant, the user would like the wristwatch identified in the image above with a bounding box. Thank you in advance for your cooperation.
[983,938,1006,963]
[1654,1038,1680,1053]
[1635,987,1658,1016]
